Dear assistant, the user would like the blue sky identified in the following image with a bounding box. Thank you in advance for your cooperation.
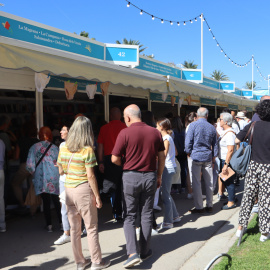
[1,0,269,91]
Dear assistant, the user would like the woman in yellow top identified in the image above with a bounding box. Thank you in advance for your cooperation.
[58,116,110,270]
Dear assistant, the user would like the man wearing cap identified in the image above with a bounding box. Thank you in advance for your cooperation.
[235,112,248,131]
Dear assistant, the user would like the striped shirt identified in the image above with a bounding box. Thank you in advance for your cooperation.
[57,145,97,188]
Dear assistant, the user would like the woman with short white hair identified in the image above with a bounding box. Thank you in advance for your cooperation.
[218,112,237,210]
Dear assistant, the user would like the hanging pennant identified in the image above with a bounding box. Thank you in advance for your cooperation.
[178,97,184,109]
[35,73,50,93]
[162,93,168,102]
[171,96,176,106]
[64,81,78,100]
[86,84,97,99]
[100,81,110,96]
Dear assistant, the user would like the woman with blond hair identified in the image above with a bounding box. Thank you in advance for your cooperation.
[26,127,61,232]
[57,116,110,270]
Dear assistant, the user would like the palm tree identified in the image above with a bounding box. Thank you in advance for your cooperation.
[245,81,257,89]
[210,70,229,81]
[182,60,198,69]
[115,38,147,53]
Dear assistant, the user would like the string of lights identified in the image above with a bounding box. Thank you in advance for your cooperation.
[124,0,269,80]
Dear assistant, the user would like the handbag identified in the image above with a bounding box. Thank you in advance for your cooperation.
[172,159,181,184]
[230,122,256,175]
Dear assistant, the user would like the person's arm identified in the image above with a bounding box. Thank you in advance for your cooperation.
[212,131,218,161]
[164,139,170,157]
[86,166,102,209]
[157,151,165,188]
[111,155,122,166]
[222,145,234,174]
[185,124,194,157]
[58,164,64,175]
[97,143,104,173]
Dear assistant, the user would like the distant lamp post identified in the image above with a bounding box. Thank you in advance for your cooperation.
[268,75,270,95]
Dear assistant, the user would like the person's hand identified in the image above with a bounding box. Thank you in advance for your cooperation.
[96,197,102,209]
[99,164,104,174]
[222,165,228,174]
[157,175,162,188]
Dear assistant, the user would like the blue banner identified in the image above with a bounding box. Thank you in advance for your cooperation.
[182,70,202,82]
[150,93,179,103]
[228,104,238,110]
[242,90,253,98]
[234,89,242,96]
[200,98,216,106]
[105,47,137,62]
[136,57,181,78]
[0,14,104,60]
[220,82,235,92]
[201,77,220,90]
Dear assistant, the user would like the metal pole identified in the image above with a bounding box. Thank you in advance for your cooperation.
[252,55,254,92]
[201,13,204,77]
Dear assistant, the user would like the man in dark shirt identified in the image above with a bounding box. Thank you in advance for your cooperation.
[112,104,165,268]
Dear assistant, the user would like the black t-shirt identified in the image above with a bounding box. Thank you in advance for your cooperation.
[236,121,270,164]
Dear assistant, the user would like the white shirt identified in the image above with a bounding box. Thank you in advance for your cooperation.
[232,122,240,134]
[218,128,236,160]
[163,134,176,169]
[238,119,248,131]
[59,142,66,183]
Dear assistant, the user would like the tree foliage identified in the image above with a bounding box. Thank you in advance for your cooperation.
[115,38,147,53]
[210,70,229,81]
[182,60,198,69]
[245,81,257,89]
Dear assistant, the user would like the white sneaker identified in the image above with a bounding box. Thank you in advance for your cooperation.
[260,233,270,242]
[153,205,162,211]
[136,227,140,236]
[235,227,247,238]
[151,229,159,236]
[187,193,193,199]
[54,233,71,245]
[173,216,181,223]
[160,222,173,229]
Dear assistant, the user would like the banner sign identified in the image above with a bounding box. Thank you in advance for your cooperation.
[105,44,139,66]
[182,69,202,83]
[47,75,102,93]
[216,101,228,107]
[234,89,242,96]
[0,12,105,60]
[200,98,216,106]
[228,104,238,110]
[150,92,179,103]
[201,77,220,90]
[136,57,181,78]
[246,107,253,112]
[242,90,253,98]
[220,81,235,92]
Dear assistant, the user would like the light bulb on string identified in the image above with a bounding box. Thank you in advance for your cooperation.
[225,54,227,57]
[152,15,154,20]
[140,10,143,15]
[170,21,173,25]
[217,43,219,46]
[127,2,130,7]
[195,18,197,21]
[184,21,186,25]
[213,36,215,39]
[161,19,164,23]
[209,28,211,31]
[190,20,193,23]
[177,22,180,26]
[221,49,223,52]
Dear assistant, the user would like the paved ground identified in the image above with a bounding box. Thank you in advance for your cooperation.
[0,180,244,270]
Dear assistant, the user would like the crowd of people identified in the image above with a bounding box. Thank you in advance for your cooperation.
[0,95,270,269]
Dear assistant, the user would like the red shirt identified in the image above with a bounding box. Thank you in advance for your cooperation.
[112,122,165,172]
[98,120,127,156]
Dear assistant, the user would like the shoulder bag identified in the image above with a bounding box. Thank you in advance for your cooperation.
[230,122,256,175]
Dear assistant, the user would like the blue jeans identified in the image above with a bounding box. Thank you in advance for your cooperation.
[161,167,179,224]
[220,159,235,202]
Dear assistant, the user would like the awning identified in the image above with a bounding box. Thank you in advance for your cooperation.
[0,42,168,93]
